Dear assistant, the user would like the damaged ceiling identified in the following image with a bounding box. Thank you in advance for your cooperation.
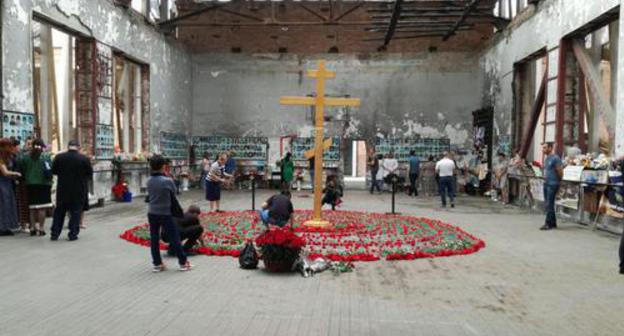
[166,0,508,53]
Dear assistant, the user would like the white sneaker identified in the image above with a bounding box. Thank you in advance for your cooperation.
[178,261,194,272]
[152,264,166,273]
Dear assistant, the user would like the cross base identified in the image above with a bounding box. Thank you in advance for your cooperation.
[304,219,331,228]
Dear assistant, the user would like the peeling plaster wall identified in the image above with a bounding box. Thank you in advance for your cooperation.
[480,0,622,156]
[1,0,192,199]
[192,53,482,163]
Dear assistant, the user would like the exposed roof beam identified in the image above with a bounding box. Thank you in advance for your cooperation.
[297,2,328,22]
[216,8,264,22]
[368,6,493,13]
[159,3,221,27]
[383,0,404,47]
[364,33,447,42]
[443,0,481,41]
[334,1,365,22]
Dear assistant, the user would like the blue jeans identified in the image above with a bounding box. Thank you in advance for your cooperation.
[543,183,559,227]
[51,202,82,239]
[370,170,381,193]
[409,173,419,196]
[148,214,187,266]
[258,209,287,227]
[439,176,455,206]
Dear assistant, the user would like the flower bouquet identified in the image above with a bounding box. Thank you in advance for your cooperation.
[256,227,306,272]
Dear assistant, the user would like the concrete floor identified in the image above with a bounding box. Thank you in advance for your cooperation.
[0,189,623,336]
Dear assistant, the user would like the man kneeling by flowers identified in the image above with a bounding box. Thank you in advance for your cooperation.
[259,190,294,228]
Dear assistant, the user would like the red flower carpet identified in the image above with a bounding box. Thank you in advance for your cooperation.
[120,210,485,261]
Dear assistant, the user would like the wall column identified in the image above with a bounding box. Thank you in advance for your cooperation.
[615,9,624,156]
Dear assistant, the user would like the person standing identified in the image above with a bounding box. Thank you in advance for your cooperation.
[408,150,421,197]
[19,139,53,236]
[205,153,232,212]
[12,138,31,233]
[368,150,381,194]
[0,138,21,236]
[50,140,93,241]
[308,156,315,192]
[540,142,563,231]
[280,152,294,191]
[200,152,211,190]
[435,152,456,208]
[493,152,510,204]
[146,155,192,272]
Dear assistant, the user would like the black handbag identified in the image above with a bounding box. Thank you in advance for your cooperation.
[238,241,259,269]
[170,191,184,218]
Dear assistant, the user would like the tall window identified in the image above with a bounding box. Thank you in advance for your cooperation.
[32,21,78,152]
[113,55,145,154]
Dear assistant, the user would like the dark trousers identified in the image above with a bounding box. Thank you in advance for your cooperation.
[543,183,559,228]
[51,202,82,239]
[409,173,419,196]
[165,225,203,252]
[148,214,187,267]
[619,232,624,272]
[370,170,381,193]
[439,176,455,206]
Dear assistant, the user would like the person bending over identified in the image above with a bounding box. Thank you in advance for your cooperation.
[162,205,204,256]
[259,190,294,228]
[322,175,343,210]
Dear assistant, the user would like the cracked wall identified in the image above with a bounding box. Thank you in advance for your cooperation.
[2,0,192,198]
[192,52,482,163]
[480,0,623,156]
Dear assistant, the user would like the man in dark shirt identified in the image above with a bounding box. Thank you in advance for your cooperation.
[162,205,204,256]
[259,190,294,227]
[368,151,381,194]
[50,140,93,241]
[540,142,563,231]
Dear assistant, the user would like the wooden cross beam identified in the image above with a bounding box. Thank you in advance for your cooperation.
[279,60,360,227]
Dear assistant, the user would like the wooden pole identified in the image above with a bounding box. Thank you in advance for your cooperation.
[572,40,615,151]
[312,61,326,224]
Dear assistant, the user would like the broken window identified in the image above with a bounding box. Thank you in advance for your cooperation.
[512,52,547,162]
[32,21,79,153]
[113,55,148,155]
[494,0,530,21]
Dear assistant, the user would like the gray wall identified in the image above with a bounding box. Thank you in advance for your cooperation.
[480,0,623,156]
[1,0,193,144]
[1,0,192,199]
[192,53,483,158]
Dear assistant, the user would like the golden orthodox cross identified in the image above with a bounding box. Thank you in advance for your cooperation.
[280,60,360,227]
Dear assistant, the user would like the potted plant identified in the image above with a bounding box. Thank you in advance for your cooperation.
[255,226,306,272]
